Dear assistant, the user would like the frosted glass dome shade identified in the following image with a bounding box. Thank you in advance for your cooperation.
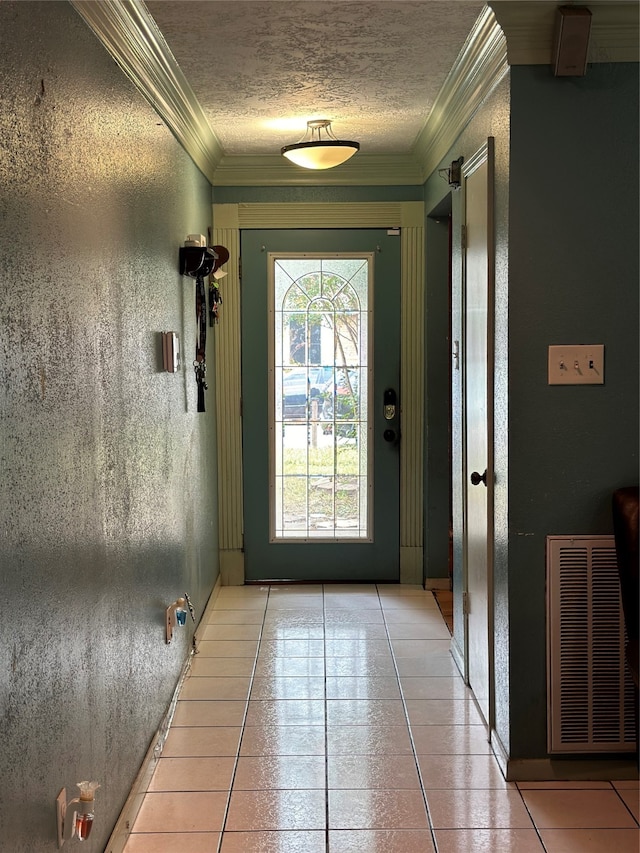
[281,120,359,170]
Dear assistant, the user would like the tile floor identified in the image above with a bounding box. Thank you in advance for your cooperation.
[124,584,639,852]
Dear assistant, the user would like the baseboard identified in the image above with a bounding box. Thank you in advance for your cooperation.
[194,573,222,642]
[502,756,639,782]
[449,635,466,680]
[490,727,510,778]
[105,573,222,853]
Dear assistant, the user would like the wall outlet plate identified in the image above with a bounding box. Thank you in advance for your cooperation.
[548,344,604,385]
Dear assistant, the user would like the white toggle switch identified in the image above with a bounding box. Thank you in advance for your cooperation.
[548,344,604,385]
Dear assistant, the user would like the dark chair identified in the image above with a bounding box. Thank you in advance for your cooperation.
[612,486,639,759]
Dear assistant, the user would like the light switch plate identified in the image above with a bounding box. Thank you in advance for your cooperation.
[548,344,604,385]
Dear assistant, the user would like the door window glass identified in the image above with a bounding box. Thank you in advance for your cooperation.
[270,255,372,540]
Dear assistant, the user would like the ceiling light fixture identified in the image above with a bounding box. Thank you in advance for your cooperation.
[281,119,360,170]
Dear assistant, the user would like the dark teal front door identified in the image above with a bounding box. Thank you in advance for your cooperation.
[241,229,401,582]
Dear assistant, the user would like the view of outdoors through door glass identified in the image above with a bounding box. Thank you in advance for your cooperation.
[270,255,372,540]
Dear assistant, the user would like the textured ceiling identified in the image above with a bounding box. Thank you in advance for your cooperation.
[145,1,485,156]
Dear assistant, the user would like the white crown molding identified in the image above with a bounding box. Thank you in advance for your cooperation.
[211,154,424,187]
[490,1,640,65]
[70,0,224,182]
[412,6,509,184]
[71,1,638,190]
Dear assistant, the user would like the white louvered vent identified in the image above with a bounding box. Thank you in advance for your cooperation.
[547,535,636,753]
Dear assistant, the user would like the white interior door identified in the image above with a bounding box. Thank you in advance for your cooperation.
[463,139,494,725]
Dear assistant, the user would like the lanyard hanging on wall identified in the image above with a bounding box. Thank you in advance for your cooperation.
[179,239,229,414]
[194,273,207,413]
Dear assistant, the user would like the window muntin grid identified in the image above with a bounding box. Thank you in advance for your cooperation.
[269,255,372,541]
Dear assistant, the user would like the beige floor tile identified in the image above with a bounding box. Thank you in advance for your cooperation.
[324,609,385,624]
[163,726,242,757]
[258,639,325,658]
[196,639,259,658]
[325,656,397,677]
[328,788,429,829]
[328,753,421,788]
[381,591,438,602]
[205,609,265,625]
[220,830,327,852]
[268,584,324,595]
[261,624,326,640]
[434,828,545,852]
[233,755,326,789]
[417,754,512,789]
[324,623,388,640]
[240,725,326,756]
[180,676,251,701]
[262,612,325,628]
[387,623,451,640]
[425,789,534,829]
[254,656,325,678]
[244,699,326,727]
[327,725,414,755]
[199,623,262,641]
[323,595,382,610]
[132,792,227,833]
[618,788,640,821]
[329,829,436,852]
[250,676,325,700]
[225,789,326,831]
[172,700,246,727]
[124,832,220,852]
[213,597,268,611]
[405,699,484,726]
[326,699,407,726]
[398,638,453,654]
[538,828,640,852]
[516,781,612,790]
[324,584,378,594]
[148,756,235,791]
[411,724,491,755]
[266,597,324,610]
[326,676,401,700]
[384,609,447,623]
[612,780,640,790]
[397,676,469,699]
[395,656,458,676]
[521,789,638,829]
[392,637,455,656]
[325,638,392,657]
[190,657,255,677]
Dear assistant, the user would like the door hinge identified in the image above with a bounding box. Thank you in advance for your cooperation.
[461,224,467,251]
[238,256,242,282]
[462,591,470,615]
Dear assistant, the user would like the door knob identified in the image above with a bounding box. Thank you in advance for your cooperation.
[470,470,487,486]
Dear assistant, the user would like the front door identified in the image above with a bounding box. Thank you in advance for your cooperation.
[241,229,401,582]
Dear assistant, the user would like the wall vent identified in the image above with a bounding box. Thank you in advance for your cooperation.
[547,535,636,754]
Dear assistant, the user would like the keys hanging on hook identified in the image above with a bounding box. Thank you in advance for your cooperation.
[209,284,222,326]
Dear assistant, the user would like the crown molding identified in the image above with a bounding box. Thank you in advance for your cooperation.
[71,1,638,191]
[211,154,424,187]
[412,6,509,184]
[70,0,224,182]
[490,1,640,65]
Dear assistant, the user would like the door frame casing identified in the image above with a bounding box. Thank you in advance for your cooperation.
[212,202,424,585]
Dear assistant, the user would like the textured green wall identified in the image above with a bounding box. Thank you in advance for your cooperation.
[0,3,219,850]
[506,63,639,762]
